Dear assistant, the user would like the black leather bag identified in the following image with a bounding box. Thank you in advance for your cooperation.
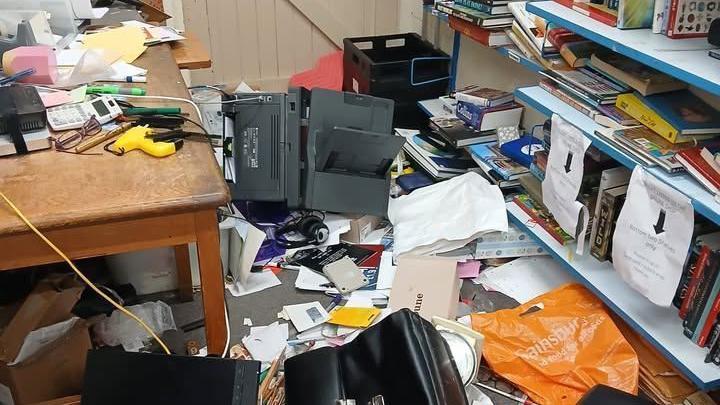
[285,309,469,405]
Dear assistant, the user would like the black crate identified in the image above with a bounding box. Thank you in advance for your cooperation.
[343,33,450,127]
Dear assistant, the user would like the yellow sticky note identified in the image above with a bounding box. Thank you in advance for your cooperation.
[328,306,381,328]
[83,27,148,63]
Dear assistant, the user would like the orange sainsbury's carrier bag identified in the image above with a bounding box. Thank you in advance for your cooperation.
[471,284,639,405]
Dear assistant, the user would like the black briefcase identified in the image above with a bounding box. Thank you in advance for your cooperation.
[285,308,468,405]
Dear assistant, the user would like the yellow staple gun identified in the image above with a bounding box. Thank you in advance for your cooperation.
[105,126,183,158]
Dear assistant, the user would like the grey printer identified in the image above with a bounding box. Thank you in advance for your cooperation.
[222,88,404,216]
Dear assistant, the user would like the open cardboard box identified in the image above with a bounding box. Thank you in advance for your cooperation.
[0,277,91,405]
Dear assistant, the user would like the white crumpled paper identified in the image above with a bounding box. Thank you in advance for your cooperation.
[388,172,508,257]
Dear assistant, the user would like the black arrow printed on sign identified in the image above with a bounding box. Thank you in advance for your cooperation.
[653,209,666,235]
[564,152,573,174]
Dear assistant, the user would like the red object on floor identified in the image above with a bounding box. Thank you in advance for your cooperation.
[289,51,343,91]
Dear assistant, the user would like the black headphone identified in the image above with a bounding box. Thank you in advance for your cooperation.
[275,214,330,249]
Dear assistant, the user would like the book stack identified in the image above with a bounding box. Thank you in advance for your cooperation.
[539,67,631,107]
[468,141,528,188]
[454,87,524,133]
[396,128,477,180]
[435,1,515,29]
[676,144,720,195]
[554,0,655,29]
[673,233,720,365]
[507,2,570,70]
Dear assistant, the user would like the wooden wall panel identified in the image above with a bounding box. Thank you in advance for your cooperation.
[183,0,407,89]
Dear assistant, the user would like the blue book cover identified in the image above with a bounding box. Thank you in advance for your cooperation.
[499,136,545,168]
[469,141,529,180]
[643,90,720,134]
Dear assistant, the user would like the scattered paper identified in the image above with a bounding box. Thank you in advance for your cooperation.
[11,317,79,365]
[475,256,574,304]
[250,323,289,339]
[295,324,324,341]
[612,167,694,307]
[69,85,87,103]
[283,302,329,332]
[328,307,380,328]
[242,322,287,363]
[243,318,253,326]
[83,26,147,63]
[294,267,334,292]
[226,270,281,297]
[376,252,396,290]
[56,49,87,66]
[40,91,72,107]
[542,114,591,254]
[457,261,482,279]
[107,61,147,81]
[70,0,108,19]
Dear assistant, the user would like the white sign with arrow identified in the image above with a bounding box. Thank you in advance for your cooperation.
[542,114,592,254]
[612,166,694,307]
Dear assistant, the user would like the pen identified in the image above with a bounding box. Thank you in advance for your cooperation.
[102,76,148,83]
[0,68,35,85]
[123,107,182,116]
[87,85,146,96]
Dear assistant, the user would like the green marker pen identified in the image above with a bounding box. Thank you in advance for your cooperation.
[87,85,146,96]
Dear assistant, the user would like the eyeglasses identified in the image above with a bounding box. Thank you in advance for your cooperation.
[51,116,102,151]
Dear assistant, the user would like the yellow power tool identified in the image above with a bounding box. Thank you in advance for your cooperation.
[107,126,183,158]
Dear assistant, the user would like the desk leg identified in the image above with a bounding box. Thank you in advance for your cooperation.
[194,209,227,355]
[174,244,194,302]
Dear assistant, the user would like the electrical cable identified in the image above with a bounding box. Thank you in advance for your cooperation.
[0,190,172,355]
[111,94,203,125]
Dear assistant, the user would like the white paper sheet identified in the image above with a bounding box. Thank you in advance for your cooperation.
[388,172,508,256]
[242,322,287,363]
[106,61,147,81]
[376,252,396,290]
[10,317,79,365]
[70,0,107,19]
[226,270,281,297]
[283,302,329,332]
[294,267,334,292]
[612,166,694,307]
[542,114,592,254]
[474,256,574,303]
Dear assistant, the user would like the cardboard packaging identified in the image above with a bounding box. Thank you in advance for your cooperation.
[389,255,461,321]
[0,277,91,405]
[340,214,381,243]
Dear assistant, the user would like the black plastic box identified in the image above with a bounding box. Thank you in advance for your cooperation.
[343,33,450,127]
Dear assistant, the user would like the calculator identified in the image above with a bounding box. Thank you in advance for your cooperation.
[46,96,123,131]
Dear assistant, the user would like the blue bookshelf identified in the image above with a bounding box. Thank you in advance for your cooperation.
[526,1,720,97]
[507,202,720,390]
[515,86,720,227]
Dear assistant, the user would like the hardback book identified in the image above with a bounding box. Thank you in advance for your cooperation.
[612,126,691,173]
[513,194,574,245]
[454,0,511,15]
[674,248,701,310]
[499,135,545,168]
[509,23,569,70]
[429,116,497,148]
[448,16,513,47]
[696,285,720,346]
[589,51,686,96]
[684,250,720,339]
[616,0,655,29]
[540,68,629,105]
[454,87,514,107]
[707,324,720,364]
[435,2,515,27]
[596,104,639,126]
[700,147,720,177]
[468,141,529,180]
[538,79,600,120]
[680,245,712,319]
[643,90,720,136]
[615,93,720,144]
[456,101,524,132]
[667,0,720,38]
[471,156,522,189]
[571,2,618,26]
[559,40,601,68]
[590,184,628,261]
[676,147,720,194]
[546,28,585,49]
[588,166,631,255]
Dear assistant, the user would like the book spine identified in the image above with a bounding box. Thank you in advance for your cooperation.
[674,250,700,309]
[706,323,720,364]
[666,0,679,37]
[539,80,598,119]
[679,150,720,190]
[615,94,679,143]
[455,92,491,107]
[684,253,719,339]
[436,3,480,25]
[456,0,494,14]
[572,4,617,26]
[680,245,710,319]
[513,197,567,245]
[449,17,492,47]
[652,0,666,34]
[697,290,720,347]
[591,189,617,261]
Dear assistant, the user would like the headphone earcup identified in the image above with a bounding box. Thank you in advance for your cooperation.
[298,216,329,244]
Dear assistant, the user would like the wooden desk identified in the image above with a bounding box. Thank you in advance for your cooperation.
[171,32,212,70]
[0,45,229,354]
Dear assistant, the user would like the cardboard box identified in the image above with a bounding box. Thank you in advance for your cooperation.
[388,255,461,321]
[340,214,382,243]
[0,277,90,405]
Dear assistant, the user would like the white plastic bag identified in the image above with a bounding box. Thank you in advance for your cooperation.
[388,172,508,256]
[94,301,176,351]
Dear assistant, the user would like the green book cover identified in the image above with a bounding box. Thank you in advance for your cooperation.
[617,0,655,29]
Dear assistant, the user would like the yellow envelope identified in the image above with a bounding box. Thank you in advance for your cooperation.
[327,306,381,328]
[83,26,148,63]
